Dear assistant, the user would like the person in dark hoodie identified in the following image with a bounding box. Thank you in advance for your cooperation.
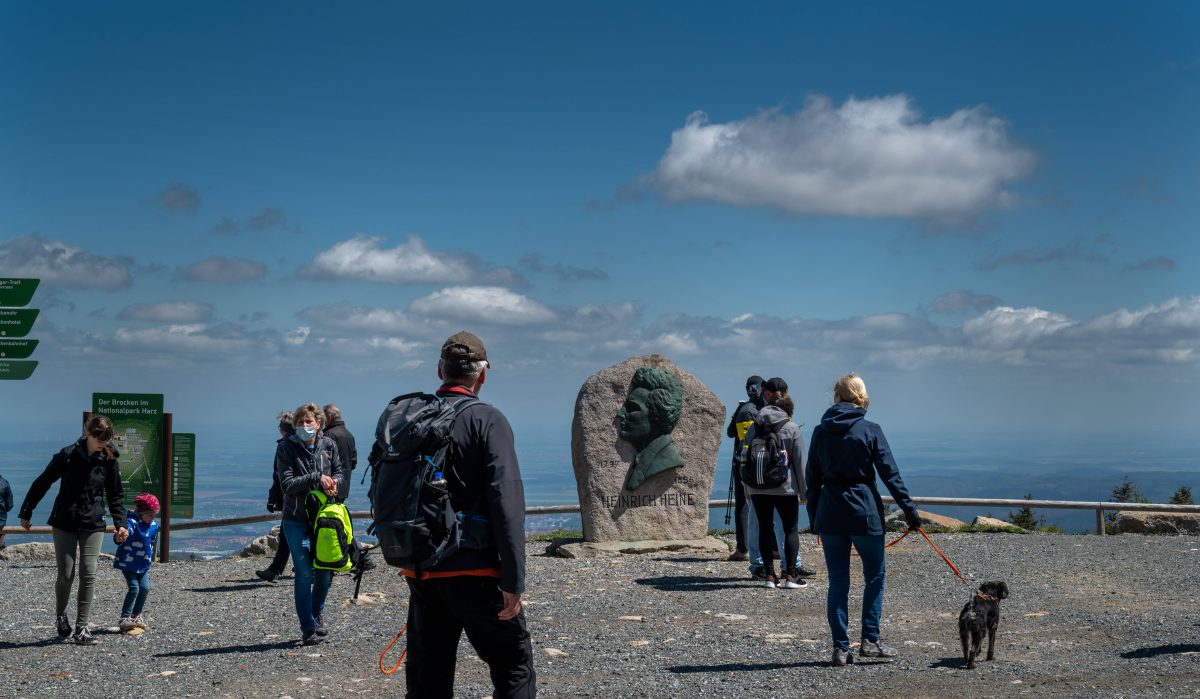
[742,390,808,590]
[806,373,922,667]
[256,411,295,582]
[0,472,13,549]
[724,375,763,561]
[322,404,357,501]
[275,402,344,645]
[18,415,129,645]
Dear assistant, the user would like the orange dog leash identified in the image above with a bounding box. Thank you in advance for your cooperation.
[379,624,408,675]
[916,526,971,587]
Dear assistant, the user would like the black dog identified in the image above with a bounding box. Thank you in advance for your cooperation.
[958,581,1009,669]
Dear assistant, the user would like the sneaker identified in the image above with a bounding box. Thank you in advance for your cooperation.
[314,614,328,637]
[255,568,279,582]
[72,625,98,646]
[301,631,321,646]
[119,617,137,632]
[795,564,817,577]
[727,549,749,562]
[779,574,807,589]
[859,638,899,658]
[831,648,854,666]
[56,614,72,638]
[750,566,769,581]
[763,574,778,589]
[132,614,148,630]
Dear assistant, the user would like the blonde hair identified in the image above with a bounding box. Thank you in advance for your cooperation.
[291,402,324,428]
[833,373,870,409]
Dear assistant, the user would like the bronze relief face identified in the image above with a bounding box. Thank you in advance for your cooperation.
[617,366,684,490]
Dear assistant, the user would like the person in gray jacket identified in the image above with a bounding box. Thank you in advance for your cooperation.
[742,391,808,590]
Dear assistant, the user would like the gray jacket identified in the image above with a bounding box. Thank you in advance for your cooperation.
[742,405,806,499]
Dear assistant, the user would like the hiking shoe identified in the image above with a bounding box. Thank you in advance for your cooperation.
[56,614,72,638]
[751,566,769,581]
[859,638,898,658]
[831,648,854,666]
[727,549,749,562]
[72,625,98,646]
[779,574,807,589]
[119,617,137,632]
[314,614,328,637]
[795,564,817,577]
[301,631,321,646]
[255,568,279,582]
[132,614,148,630]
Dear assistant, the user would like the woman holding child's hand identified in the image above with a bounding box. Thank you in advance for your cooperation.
[17,415,128,645]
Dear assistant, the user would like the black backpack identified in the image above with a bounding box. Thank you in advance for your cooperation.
[367,392,480,571]
[739,421,789,489]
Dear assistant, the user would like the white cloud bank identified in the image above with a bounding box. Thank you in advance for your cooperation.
[645,94,1036,221]
[0,235,134,290]
[409,286,558,325]
[298,235,520,286]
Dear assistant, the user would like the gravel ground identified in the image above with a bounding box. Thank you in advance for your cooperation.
[3,532,1200,698]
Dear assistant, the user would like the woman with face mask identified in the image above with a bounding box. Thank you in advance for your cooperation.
[275,402,344,645]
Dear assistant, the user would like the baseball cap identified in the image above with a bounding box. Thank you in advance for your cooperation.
[441,331,488,362]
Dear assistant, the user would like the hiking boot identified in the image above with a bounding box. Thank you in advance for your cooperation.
[795,564,817,577]
[831,648,854,666]
[119,617,137,632]
[779,574,807,589]
[132,614,148,630]
[56,614,72,638]
[751,566,769,581]
[859,638,898,658]
[314,614,328,637]
[301,631,321,646]
[255,568,279,582]
[72,625,98,646]
[727,549,749,562]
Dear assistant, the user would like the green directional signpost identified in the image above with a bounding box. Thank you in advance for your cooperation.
[0,278,40,380]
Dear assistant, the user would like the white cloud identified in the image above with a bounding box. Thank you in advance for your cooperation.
[285,326,311,346]
[652,332,700,355]
[296,305,436,335]
[645,94,1036,221]
[176,256,267,283]
[111,324,250,354]
[930,289,1002,314]
[298,235,520,285]
[409,286,557,325]
[116,301,214,323]
[962,306,1074,350]
[0,235,134,290]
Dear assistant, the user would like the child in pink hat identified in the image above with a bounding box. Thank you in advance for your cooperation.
[115,493,160,632]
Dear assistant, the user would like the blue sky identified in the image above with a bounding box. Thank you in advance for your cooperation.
[1,2,1197,444]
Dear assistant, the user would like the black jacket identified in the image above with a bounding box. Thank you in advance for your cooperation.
[805,403,919,536]
[726,387,764,467]
[274,434,344,522]
[0,474,12,529]
[323,420,358,501]
[267,436,285,512]
[18,438,127,533]
[432,385,528,595]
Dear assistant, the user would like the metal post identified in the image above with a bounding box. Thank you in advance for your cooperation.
[1096,508,1106,536]
[160,413,173,562]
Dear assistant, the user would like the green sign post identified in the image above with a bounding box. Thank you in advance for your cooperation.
[92,393,165,509]
[0,308,38,338]
[0,278,39,307]
[0,339,38,358]
[171,433,196,518]
[0,360,37,380]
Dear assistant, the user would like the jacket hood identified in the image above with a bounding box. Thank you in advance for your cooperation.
[820,402,867,433]
[745,383,765,409]
[756,405,791,431]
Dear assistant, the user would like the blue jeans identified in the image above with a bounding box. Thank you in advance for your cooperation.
[121,570,151,618]
[282,518,333,634]
[745,501,802,572]
[821,533,885,651]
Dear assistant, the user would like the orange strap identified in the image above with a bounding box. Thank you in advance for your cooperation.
[917,526,971,586]
[379,624,407,675]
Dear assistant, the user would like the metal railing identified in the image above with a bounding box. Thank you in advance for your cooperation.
[6,496,1200,545]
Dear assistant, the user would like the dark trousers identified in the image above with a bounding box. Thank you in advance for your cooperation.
[732,475,748,552]
[266,516,291,575]
[405,575,536,699]
[751,494,800,576]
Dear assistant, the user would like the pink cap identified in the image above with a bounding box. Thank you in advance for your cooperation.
[134,493,160,513]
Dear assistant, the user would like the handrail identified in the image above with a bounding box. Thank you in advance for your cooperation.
[5,496,1199,538]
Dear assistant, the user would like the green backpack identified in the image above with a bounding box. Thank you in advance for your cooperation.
[305,489,356,572]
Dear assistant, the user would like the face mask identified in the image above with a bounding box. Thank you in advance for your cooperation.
[296,426,317,441]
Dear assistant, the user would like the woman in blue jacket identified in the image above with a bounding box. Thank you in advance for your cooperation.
[806,374,921,667]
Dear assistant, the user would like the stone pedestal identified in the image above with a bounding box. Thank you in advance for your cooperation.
[570,354,724,548]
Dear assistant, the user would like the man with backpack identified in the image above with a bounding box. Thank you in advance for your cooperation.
[372,331,535,698]
[725,375,764,561]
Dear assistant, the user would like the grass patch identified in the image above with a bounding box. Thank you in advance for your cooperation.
[708,528,736,537]
[529,529,582,542]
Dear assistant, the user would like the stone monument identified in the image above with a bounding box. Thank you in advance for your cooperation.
[561,354,726,557]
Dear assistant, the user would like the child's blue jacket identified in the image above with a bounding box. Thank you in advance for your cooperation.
[113,509,157,574]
